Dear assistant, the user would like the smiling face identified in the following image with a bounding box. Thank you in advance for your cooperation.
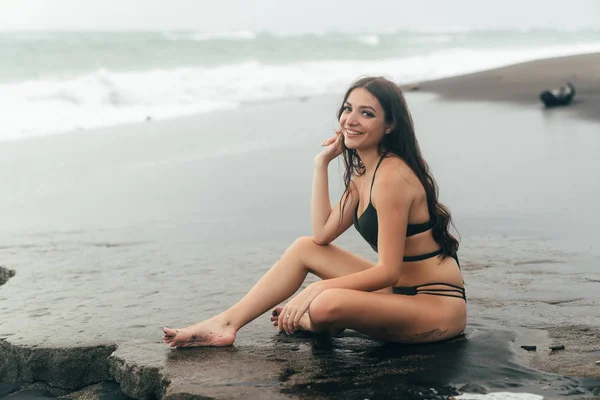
[339,87,390,151]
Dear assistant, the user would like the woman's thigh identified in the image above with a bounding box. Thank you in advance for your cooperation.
[288,236,376,280]
[308,288,467,343]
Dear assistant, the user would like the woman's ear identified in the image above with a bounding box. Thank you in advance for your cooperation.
[385,124,393,134]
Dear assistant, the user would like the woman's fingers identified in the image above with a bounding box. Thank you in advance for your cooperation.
[278,308,291,333]
[322,129,343,146]
[277,310,285,331]
[290,310,301,334]
[284,310,294,334]
[277,307,298,335]
[321,137,336,146]
[292,311,302,332]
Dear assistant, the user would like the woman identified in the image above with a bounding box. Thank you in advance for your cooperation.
[162,76,466,347]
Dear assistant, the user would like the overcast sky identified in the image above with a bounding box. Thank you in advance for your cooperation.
[1,0,599,32]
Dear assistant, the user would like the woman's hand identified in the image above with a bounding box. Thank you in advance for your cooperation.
[277,282,326,335]
[315,129,343,165]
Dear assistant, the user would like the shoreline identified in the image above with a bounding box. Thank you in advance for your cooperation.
[415,52,600,123]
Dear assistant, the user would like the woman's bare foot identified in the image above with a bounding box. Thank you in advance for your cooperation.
[270,307,344,335]
[162,318,236,348]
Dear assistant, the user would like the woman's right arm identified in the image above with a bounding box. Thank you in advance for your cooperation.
[311,155,358,245]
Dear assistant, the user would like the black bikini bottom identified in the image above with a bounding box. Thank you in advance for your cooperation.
[392,282,466,301]
[402,248,463,263]
[398,251,466,301]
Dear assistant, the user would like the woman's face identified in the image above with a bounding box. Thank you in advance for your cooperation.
[339,87,389,151]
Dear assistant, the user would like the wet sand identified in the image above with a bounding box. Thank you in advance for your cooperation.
[1,54,600,399]
[419,52,600,382]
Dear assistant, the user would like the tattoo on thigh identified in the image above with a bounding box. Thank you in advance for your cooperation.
[411,328,448,339]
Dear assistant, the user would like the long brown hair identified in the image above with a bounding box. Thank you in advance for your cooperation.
[337,76,459,259]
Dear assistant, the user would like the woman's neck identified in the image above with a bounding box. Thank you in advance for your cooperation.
[357,147,386,175]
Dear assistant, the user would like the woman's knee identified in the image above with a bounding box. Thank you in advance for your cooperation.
[285,236,319,256]
[308,289,345,325]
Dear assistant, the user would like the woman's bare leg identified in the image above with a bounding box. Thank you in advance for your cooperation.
[306,288,467,344]
[162,236,375,347]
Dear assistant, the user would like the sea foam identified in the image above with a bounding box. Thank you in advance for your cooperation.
[2,34,600,141]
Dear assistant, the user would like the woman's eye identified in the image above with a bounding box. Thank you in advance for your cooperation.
[363,111,374,117]
[343,106,351,112]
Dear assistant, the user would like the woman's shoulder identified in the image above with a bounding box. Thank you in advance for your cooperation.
[376,155,422,194]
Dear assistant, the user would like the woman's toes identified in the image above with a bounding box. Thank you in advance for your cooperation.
[271,307,283,322]
[163,327,178,337]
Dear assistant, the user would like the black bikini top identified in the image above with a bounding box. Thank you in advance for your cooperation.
[352,153,434,253]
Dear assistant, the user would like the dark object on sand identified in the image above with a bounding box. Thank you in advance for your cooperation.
[0,266,16,286]
[405,83,420,91]
[540,83,576,108]
[550,345,565,351]
[521,345,537,351]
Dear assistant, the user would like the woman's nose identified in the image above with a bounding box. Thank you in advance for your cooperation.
[345,112,359,126]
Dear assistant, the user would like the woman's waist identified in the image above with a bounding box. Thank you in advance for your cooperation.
[394,257,463,289]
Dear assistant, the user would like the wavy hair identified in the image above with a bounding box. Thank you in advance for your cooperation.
[337,76,459,259]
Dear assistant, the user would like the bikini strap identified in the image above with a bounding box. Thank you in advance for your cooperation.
[369,152,388,201]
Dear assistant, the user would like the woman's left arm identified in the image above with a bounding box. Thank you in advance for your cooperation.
[321,167,412,291]
[278,167,412,333]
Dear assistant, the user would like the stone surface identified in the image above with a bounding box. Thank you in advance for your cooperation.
[0,383,20,398]
[103,324,589,400]
[2,389,56,400]
[0,341,116,391]
[65,381,132,400]
[108,342,169,400]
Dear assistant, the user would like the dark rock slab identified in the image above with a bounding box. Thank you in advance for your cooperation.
[65,381,132,400]
[15,383,69,398]
[0,340,116,391]
[0,383,20,398]
[107,325,584,400]
[0,267,15,287]
[108,342,169,400]
[2,389,58,400]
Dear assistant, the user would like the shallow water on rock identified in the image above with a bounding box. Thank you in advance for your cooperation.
[1,94,599,398]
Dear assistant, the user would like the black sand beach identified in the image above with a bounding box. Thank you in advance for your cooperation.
[1,53,600,399]
[418,53,600,123]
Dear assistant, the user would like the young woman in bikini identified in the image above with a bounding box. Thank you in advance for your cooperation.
[162,76,466,347]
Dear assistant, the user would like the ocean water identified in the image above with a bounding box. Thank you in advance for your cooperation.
[1,28,600,140]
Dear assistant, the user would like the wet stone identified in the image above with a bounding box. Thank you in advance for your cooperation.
[0,383,21,398]
[521,345,537,351]
[2,389,59,400]
[457,383,488,394]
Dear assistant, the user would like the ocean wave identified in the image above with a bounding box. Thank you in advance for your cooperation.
[357,35,381,46]
[155,26,600,40]
[2,42,600,141]
[409,25,600,34]
[162,30,258,41]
